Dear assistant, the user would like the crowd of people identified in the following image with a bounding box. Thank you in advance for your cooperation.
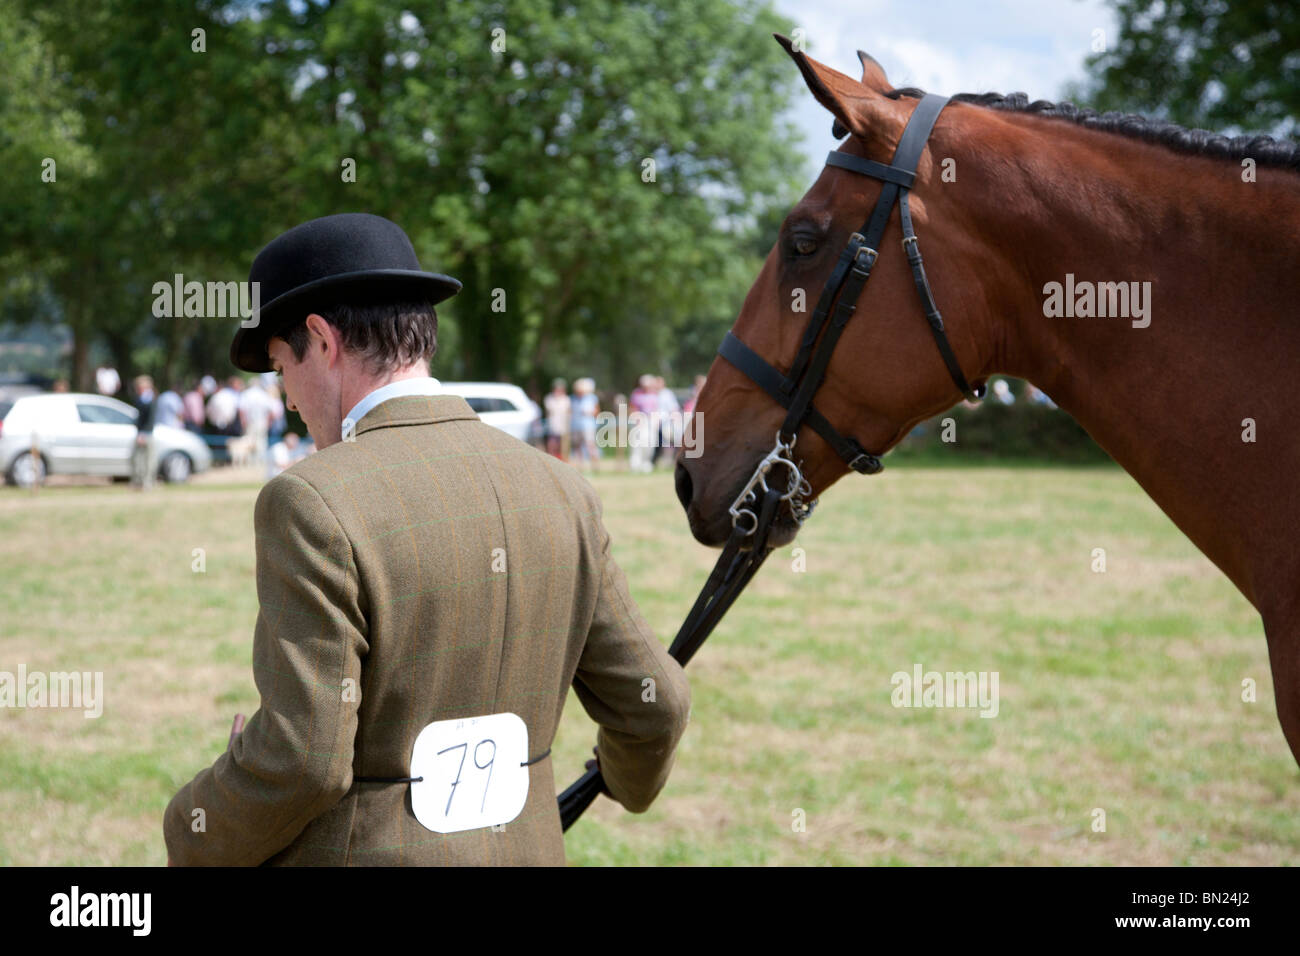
[87,364,1064,489]
[92,363,713,483]
[95,367,313,487]
[540,373,705,472]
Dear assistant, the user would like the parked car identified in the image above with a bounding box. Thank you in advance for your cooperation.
[440,382,541,444]
[0,392,212,487]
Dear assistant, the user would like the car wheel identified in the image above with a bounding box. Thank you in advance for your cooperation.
[160,452,192,483]
[8,451,47,488]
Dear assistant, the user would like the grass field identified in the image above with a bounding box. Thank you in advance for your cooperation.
[0,463,1295,865]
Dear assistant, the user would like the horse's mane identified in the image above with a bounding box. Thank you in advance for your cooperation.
[885,87,1300,172]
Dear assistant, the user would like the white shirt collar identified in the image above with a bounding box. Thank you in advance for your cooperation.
[342,377,442,437]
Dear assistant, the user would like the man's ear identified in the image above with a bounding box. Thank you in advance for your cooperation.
[774,34,905,146]
[304,313,343,368]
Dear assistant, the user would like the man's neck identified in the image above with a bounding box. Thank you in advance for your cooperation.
[339,362,431,424]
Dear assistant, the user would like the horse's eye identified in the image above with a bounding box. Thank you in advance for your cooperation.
[792,236,818,257]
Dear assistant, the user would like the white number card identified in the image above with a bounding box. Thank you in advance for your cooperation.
[410,711,530,834]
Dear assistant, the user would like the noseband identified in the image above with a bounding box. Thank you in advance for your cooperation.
[719,93,984,535]
[558,93,986,831]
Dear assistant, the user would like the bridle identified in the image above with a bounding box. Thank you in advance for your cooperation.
[558,93,983,830]
[718,92,984,534]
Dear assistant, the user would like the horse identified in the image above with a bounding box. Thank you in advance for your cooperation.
[674,36,1300,771]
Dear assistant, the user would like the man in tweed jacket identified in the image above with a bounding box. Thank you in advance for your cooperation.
[163,214,691,865]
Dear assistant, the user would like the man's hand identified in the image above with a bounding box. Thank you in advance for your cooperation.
[582,746,613,797]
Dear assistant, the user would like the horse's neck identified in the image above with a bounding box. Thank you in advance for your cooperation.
[979,123,1300,610]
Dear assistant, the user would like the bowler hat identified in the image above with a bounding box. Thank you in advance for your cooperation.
[229,213,461,372]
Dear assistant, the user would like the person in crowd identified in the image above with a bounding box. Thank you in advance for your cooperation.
[628,374,657,474]
[129,375,158,491]
[681,374,706,452]
[96,366,121,397]
[991,379,1016,405]
[544,377,571,460]
[156,384,185,430]
[570,377,600,471]
[526,392,546,448]
[265,381,287,442]
[653,376,681,468]
[183,379,208,433]
[239,379,276,466]
[609,391,629,470]
[266,431,309,478]
[1024,383,1058,409]
[682,374,706,415]
[207,376,243,436]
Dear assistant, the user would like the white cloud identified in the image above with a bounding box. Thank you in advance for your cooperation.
[772,0,1119,175]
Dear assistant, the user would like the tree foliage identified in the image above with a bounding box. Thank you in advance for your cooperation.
[1,0,805,391]
[1077,0,1299,136]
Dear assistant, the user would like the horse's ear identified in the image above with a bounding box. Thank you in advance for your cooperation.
[773,34,898,141]
[857,50,891,93]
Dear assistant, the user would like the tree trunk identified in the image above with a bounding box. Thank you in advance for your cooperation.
[71,322,91,392]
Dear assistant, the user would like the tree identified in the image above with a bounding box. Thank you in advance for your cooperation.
[1076,0,1299,136]
[3,0,303,390]
[0,0,95,384]
[264,0,804,385]
[3,0,806,390]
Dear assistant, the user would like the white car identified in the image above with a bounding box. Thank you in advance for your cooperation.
[440,382,540,443]
[0,392,213,486]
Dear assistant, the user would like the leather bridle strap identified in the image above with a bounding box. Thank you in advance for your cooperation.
[899,190,982,401]
[557,486,783,831]
[718,93,984,479]
[718,331,882,474]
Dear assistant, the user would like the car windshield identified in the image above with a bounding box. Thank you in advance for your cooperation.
[0,401,12,420]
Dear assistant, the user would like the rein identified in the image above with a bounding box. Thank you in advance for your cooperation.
[558,93,983,831]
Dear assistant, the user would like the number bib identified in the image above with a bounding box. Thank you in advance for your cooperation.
[410,712,530,834]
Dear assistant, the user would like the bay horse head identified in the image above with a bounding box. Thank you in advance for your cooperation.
[677,37,999,547]
[673,34,1300,780]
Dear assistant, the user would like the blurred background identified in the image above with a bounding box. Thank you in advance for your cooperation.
[3,0,1295,482]
[1,0,1297,866]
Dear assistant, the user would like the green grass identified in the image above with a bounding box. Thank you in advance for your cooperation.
[0,464,1294,865]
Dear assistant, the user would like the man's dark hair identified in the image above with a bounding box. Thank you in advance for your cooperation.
[279,299,438,375]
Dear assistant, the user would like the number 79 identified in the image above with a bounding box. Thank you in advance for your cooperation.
[437,737,497,815]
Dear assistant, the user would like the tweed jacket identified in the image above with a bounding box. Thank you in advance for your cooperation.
[163,394,691,865]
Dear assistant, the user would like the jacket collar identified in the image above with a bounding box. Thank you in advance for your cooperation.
[350,393,479,438]
[343,376,444,427]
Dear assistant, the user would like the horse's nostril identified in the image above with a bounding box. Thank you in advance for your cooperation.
[674,461,693,511]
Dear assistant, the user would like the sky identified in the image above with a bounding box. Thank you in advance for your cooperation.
[770,0,1120,175]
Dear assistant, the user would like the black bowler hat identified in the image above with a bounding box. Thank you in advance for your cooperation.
[229,212,461,372]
